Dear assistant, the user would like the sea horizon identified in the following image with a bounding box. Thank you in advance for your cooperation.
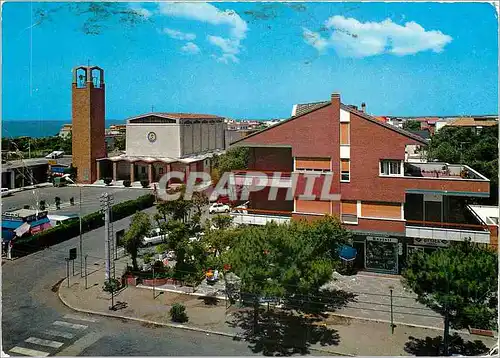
[2,119,127,139]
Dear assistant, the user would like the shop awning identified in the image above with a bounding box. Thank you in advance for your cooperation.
[30,217,52,234]
[338,245,357,261]
[14,222,31,237]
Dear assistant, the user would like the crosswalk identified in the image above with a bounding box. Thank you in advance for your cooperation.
[8,314,99,357]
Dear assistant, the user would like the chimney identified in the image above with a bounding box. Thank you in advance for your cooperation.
[331,92,340,105]
[361,102,366,113]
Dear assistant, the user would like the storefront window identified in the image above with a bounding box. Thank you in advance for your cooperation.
[365,237,398,274]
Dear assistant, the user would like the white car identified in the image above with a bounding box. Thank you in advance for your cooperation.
[141,228,168,246]
[189,232,205,242]
[1,188,10,197]
[209,203,230,214]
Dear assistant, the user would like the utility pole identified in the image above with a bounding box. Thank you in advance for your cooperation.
[79,185,83,277]
[100,193,114,281]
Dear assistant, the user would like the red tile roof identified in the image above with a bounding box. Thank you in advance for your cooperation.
[127,112,224,121]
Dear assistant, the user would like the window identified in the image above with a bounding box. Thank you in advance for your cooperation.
[159,167,164,174]
[341,201,357,224]
[141,167,146,174]
[296,168,331,173]
[380,160,402,176]
[341,159,350,181]
[340,123,350,145]
[295,158,331,172]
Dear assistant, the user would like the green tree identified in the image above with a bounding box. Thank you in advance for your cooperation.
[402,241,498,356]
[123,212,151,270]
[157,186,193,223]
[224,216,350,325]
[427,126,498,205]
[114,135,126,151]
[403,120,421,131]
[191,191,209,216]
[214,147,249,175]
[210,214,234,230]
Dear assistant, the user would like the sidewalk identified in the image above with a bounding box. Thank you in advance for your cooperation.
[6,182,53,194]
[58,258,497,356]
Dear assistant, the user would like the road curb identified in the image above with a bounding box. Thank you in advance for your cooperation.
[134,284,466,335]
[57,285,353,356]
[326,313,487,337]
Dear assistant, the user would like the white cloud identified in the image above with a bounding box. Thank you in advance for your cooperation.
[158,3,247,63]
[303,16,452,58]
[207,35,240,55]
[181,42,201,55]
[302,27,329,53]
[163,28,196,41]
[129,4,153,19]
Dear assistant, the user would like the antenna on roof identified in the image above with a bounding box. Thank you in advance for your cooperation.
[151,105,155,113]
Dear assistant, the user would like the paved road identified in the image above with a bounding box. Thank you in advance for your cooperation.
[2,206,325,357]
[2,186,151,216]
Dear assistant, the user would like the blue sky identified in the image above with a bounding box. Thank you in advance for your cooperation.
[2,2,498,121]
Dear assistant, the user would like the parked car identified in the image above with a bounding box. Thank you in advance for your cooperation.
[1,188,10,197]
[141,228,167,246]
[209,202,230,214]
[232,201,249,214]
[45,150,64,159]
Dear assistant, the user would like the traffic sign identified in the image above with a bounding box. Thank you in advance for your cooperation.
[69,248,77,260]
[48,160,57,165]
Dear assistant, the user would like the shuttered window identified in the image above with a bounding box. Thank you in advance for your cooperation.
[295,158,331,171]
[341,201,357,223]
[340,123,350,145]
[295,200,331,214]
[341,159,350,182]
[361,201,402,219]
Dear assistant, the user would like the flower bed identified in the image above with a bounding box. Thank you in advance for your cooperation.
[142,278,173,286]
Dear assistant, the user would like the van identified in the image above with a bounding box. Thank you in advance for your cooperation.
[141,228,168,246]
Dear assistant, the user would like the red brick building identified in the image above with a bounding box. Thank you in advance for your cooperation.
[72,65,106,184]
[230,92,491,274]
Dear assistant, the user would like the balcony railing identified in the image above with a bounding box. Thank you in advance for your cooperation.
[230,208,292,226]
[230,170,292,188]
[406,220,489,232]
[406,220,490,244]
[404,162,488,181]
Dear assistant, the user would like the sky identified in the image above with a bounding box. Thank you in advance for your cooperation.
[2,1,499,121]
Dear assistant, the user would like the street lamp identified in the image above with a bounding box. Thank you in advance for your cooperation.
[62,174,83,277]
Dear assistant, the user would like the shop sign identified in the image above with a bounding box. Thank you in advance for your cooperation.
[413,238,449,247]
[367,236,398,243]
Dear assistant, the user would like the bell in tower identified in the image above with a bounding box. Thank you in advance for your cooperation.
[71,65,106,184]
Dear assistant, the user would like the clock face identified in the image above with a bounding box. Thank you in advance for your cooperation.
[147,132,157,143]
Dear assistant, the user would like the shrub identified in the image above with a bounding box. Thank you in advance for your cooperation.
[103,278,121,293]
[123,179,131,187]
[152,260,164,272]
[141,179,150,188]
[169,303,188,323]
[103,177,113,186]
[143,252,154,264]
[23,205,30,209]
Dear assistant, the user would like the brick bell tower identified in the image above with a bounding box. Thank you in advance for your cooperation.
[72,66,106,184]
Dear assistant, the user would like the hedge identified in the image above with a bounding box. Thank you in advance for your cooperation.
[13,194,155,256]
